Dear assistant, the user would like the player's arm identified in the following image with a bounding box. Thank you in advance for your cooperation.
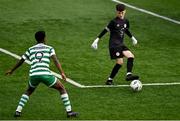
[125,29,138,46]
[5,58,25,75]
[51,55,66,81]
[125,20,138,46]
[91,29,108,50]
[91,20,113,50]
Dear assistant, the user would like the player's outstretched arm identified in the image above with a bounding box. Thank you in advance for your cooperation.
[51,55,66,81]
[91,29,108,50]
[5,58,25,75]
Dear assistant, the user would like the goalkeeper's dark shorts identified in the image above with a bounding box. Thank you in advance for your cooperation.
[109,45,129,59]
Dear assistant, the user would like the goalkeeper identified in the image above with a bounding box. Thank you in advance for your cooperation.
[91,4,139,85]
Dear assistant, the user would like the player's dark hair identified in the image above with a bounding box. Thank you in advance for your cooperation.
[35,31,46,43]
[116,4,126,12]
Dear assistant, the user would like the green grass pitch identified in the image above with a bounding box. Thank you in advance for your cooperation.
[0,0,180,120]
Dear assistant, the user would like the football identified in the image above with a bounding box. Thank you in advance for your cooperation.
[130,80,143,91]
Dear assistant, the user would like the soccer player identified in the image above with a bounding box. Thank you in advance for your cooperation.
[91,4,139,85]
[6,31,78,118]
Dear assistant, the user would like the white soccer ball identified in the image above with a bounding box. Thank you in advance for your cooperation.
[130,80,142,91]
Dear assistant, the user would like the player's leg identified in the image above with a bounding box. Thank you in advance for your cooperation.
[47,76,78,118]
[123,50,139,81]
[106,48,124,85]
[14,86,36,117]
[52,79,66,94]
[14,77,39,117]
[106,58,123,85]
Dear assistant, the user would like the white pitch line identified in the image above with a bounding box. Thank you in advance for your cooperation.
[112,0,180,25]
[1,47,180,88]
[0,48,85,88]
[83,84,129,88]
[82,82,180,88]
[51,71,85,88]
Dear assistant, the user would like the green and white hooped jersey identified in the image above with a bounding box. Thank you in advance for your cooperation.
[22,43,55,76]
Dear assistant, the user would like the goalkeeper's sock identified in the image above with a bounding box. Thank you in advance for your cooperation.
[109,64,122,79]
[127,57,134,73]
[61,93,72,112]
[16,94,29,112]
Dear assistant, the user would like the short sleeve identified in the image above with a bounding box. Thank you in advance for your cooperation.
[106,20,114,31]
[22,49,30,60]
[50,47,56,56]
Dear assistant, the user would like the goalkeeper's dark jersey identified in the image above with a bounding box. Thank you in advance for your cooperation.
[105,17,132,48]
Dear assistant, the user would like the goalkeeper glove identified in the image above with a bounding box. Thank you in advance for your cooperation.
[91,38,99,50]
[131,36,138,46]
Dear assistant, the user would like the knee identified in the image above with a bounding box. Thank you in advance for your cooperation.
[128,54,134,58]
[58,86,66,92]
[54,81,67,94]
[25,87,35,96]
[123,51,135,58]
[116,61,123,65]
[58,87,67,94]
[116,60,123,65]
